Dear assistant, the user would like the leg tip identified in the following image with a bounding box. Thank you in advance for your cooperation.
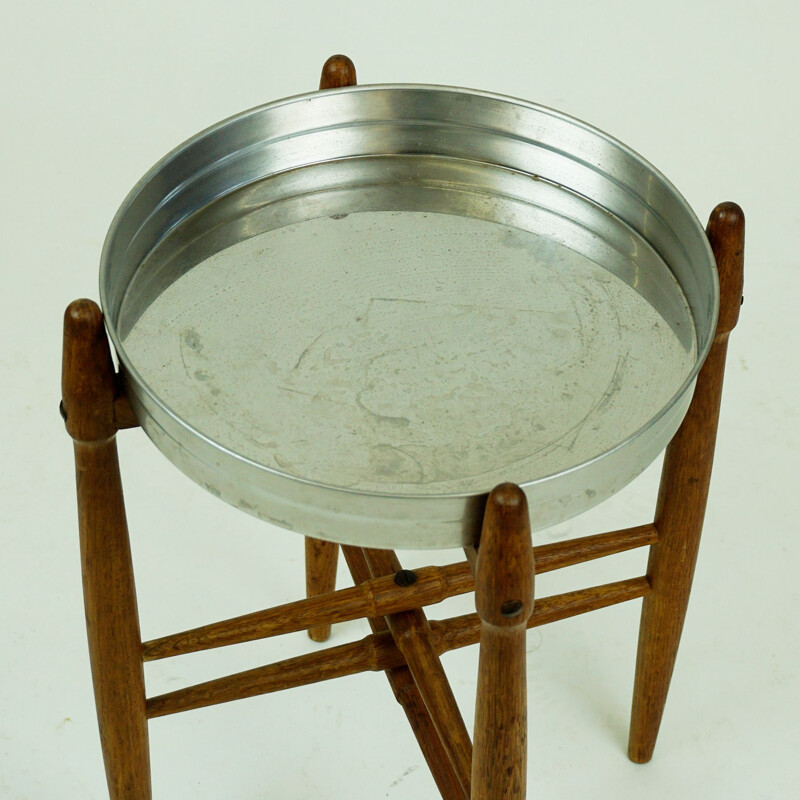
[708,201,744,231]
[320,55,357,89]
[308,625,332,643]
[628,737,655,764]
[64,298,103,332]
[706,201,745,334]
[488,482,526,509]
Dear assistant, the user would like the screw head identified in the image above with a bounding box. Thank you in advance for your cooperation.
[394,569,418,587]
[500,599,524,618]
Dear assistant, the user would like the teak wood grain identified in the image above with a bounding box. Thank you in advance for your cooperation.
[145,576,649,719]
[142,523,655,661]
[472,484,535,800]
[319,54,357,90]
[63,300,151,800]
[342,546,467,800]
[628,202,745,763]
[304,53,358,642]
[305,536,340,642]
[435,576,649,655]
[362,547,474,798]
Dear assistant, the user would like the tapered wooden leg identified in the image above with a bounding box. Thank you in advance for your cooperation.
[472,484,535,800]
[363,547,474,798]
[305,538,339,642]
[342,546,467,800]
[628,203,745,763]
[62,300,151,799]
[302,53,357,644]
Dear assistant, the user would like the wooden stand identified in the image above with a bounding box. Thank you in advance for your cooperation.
[63,55,744,799]
[304,55,358,643]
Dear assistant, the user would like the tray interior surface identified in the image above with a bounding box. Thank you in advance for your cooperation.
[122,179,696,497]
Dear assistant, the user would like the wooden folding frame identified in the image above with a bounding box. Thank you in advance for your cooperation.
[61,55,745,800]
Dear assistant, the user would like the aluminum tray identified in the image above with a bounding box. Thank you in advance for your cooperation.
[100,85,718,548]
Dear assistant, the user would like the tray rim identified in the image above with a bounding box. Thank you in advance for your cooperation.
[100,82,720,503]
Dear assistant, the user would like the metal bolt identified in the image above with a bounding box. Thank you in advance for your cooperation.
[500,599,524,618]
[394,569,418,587]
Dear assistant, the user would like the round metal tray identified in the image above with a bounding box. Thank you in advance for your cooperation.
[100,84,718,549]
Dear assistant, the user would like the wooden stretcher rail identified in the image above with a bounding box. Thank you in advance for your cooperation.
[145,575,650,719]
[141,524,656,661]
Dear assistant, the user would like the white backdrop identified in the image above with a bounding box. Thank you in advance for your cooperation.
[1,1,798,797]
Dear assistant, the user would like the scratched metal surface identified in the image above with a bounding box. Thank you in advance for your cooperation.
[101,85,718,547]
[124,210,695,496]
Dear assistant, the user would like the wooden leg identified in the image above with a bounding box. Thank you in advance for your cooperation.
[305,538,339,642]
[471,484,535,800]
[628,203,745,763]
[362,547,474,798]
[342,547,467,800]
[319,53,357,89]
[301,53,357,644]
[62,300,151,799]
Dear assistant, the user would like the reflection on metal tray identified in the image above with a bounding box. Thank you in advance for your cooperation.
[100,85,718,548]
